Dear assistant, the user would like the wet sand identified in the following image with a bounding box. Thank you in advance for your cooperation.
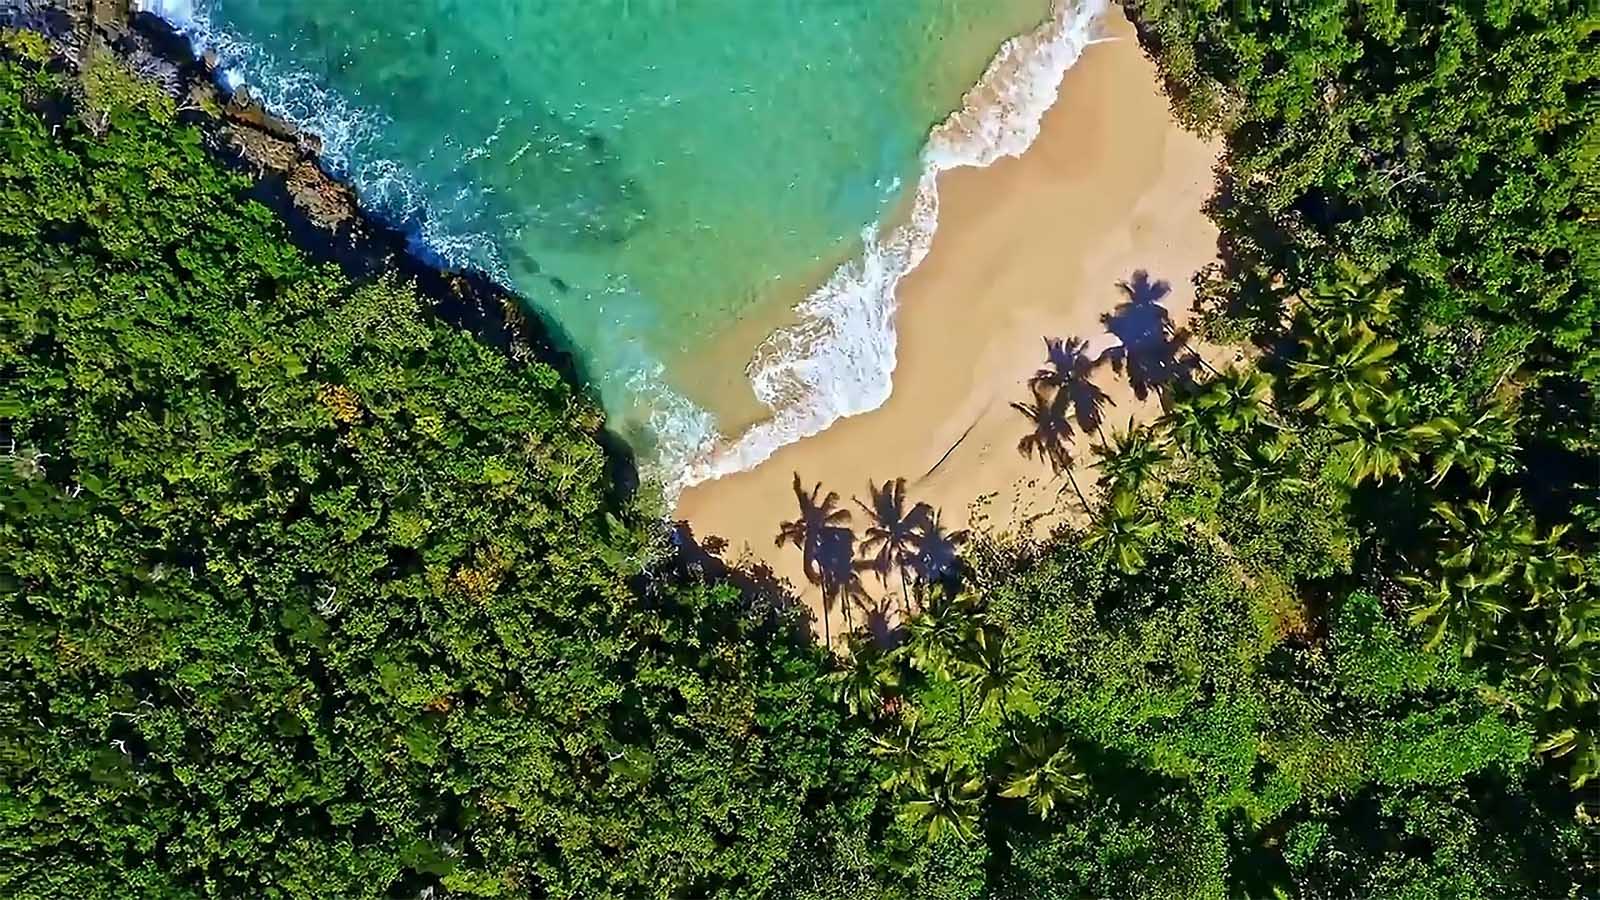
[675,11,1223,634]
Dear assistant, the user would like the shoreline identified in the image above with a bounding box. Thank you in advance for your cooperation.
[675,8,1225,633]
[122,0,1091,498]
[31,1,1203,556]
[674,0,1111,493]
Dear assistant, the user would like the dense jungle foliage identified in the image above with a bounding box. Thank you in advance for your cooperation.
[0,37,888,899]
[812,0,1599,895]
[3,0,1599,896]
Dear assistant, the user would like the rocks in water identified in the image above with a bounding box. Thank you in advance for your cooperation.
[223,120,299,172]
[285,161,355,230]
[33,0,352,235]
[223,86,300,141]
[9,0,598,465]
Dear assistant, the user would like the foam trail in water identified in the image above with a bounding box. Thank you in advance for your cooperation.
[674,0,1109,492]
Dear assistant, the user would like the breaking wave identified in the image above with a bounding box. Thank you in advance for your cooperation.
[135,0,505,276]
[674,0,1108,492]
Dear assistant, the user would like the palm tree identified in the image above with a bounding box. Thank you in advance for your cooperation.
[1433,494,1532,566]
[1290,322,1397,415]
[868,712,940,793]
[898,760,984,843]
[856,478,932,616]
[1012,384,1090,509]
[1226,432,1310,516]
[1504,616,1597,711]
[1197,365,1277,436]
[1298,272,1399,337]
[906,587,969,681]
[956,624,1036,722]
[828,632,902,718]
[1081,489,1159,575]
[1160,365,1281,458]
[1091,419,1172,499]
[998,734,1088,820]
[775,473,854,643]
[1030,336,1114,440]
[1404,565,1514,656]
[1331,395,1438,487]
[1535,727,1600,789]
[1160,393,1225,456]
[1429,493,1581,607]
[1423,401,1520,487]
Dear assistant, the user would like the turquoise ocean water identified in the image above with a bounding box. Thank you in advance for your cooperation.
[143,0,1107,488]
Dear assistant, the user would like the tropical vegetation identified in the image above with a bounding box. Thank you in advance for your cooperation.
[3,0,1598,896]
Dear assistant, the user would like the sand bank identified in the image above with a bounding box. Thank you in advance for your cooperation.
[675,11,1223,633]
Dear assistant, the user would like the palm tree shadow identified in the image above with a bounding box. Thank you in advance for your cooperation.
[911,508,970,595]
[1012,383,1077,475]
[814,524,872,631]
[1031,336,1116,438]
[1100,270,1198,401]
[1011,384,1092,509]
[858,595,903,647]
[775,474,868,640]
[856,478,933,616]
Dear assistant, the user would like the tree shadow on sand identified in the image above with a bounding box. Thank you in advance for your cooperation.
[1030,336,1116,440]
[763,474,977,646]
[911,507,970,595]
[857,595,902,647]
[665,520,816,645]
[815,526,873,637]
[775,474,869,643]
[1100,270,1199,401]
[1011,383,1092,510]
[856,478,933,618]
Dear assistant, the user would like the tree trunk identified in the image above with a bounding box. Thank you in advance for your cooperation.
[1066,468,1091,512]
[1164,320,1223,379]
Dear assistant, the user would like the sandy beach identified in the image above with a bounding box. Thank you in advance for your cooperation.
[675,10,1222,633]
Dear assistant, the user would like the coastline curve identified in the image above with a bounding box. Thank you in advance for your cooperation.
[138,0,1109,498]
[675,0,1110,493]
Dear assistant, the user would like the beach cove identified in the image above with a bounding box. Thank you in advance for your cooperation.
[134,0,1226,635]
[676,9,1224,630]
[137,0,1063,483]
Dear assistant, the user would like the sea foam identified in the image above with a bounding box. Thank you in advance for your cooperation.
[134,0,506,278]
[673,0,1109,492]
